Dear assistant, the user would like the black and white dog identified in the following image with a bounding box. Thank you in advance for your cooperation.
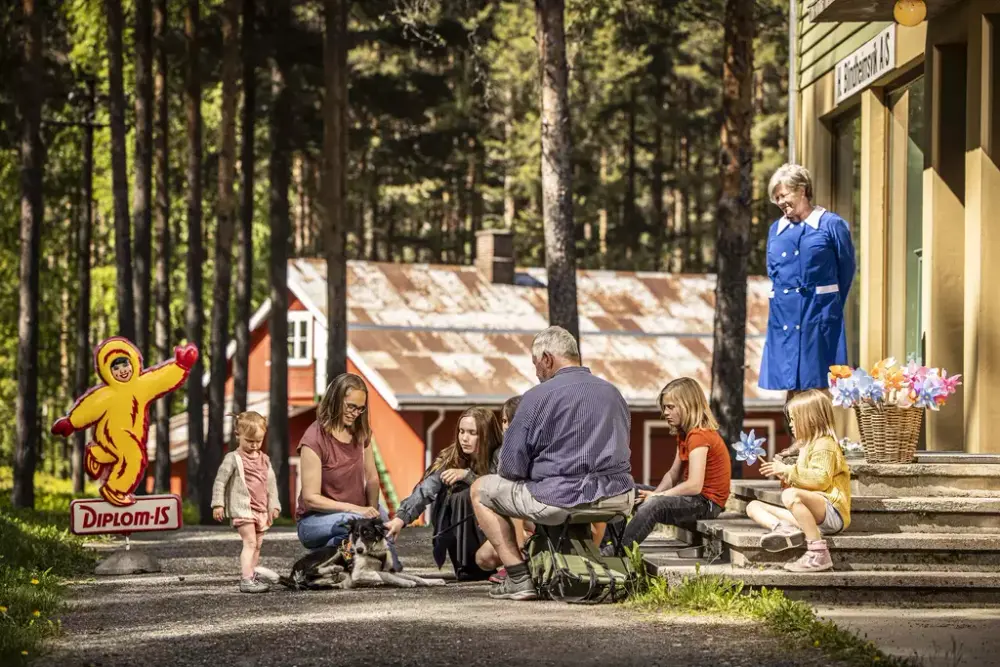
[256,517,446,590]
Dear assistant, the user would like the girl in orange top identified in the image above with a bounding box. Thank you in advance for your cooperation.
[612,377,732,554]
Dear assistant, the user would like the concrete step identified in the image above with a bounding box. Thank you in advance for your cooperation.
[914,452,1000,465]
[850,463,1000,497]
[730,480,1000,533]
[696,518,1000,571]
[637,534,704,558]
[642,556,1000,604]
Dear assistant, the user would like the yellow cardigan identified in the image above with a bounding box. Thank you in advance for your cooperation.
[784,435,852,529]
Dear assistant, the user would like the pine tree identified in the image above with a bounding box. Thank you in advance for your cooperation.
[710,0,755,462]
[233,0,257,416]
[535,0,579,343]
[14,0,44,509]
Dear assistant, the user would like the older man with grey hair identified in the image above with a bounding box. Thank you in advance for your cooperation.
[470,325,635,601]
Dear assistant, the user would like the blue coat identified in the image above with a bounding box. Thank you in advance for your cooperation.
[759,207,856,391]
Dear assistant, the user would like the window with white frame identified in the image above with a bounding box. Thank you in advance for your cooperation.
[287,312,313,365]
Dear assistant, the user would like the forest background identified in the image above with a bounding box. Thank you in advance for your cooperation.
[0,0,789,508]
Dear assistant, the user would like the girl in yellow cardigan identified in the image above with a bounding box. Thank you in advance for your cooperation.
[747,389,851,572]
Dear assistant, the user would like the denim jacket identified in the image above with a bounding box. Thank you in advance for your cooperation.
[395,449,499,525]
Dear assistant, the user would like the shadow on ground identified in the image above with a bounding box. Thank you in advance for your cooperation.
[48,526,846,667]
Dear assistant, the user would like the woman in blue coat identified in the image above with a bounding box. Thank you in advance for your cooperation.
[760,164,856,394]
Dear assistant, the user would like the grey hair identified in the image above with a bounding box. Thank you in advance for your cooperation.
[768,163,813,203]
[531,326,580,362]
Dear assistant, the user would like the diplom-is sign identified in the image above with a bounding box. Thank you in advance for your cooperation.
[70,494,183,535]
[835,25,896,105]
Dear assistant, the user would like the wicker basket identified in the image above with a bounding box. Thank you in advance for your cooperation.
[853,403,924,464]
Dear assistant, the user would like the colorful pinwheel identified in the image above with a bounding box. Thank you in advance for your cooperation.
[733,430,767,466]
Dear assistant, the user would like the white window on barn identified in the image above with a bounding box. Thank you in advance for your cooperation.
[287,312,313,367]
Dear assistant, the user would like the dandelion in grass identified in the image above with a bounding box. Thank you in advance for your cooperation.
[0,605,7,614]
[32,610,41,618]
[30,577,39,585]
[733,430,767,466]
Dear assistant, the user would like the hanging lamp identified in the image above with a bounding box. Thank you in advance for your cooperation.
[894,0,927,26]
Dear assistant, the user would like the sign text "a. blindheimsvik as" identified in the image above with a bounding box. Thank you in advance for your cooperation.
[835,25,896,105]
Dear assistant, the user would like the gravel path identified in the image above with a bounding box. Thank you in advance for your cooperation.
[46,526,847,667]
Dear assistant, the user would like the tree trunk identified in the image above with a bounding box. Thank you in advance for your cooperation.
[323,0,349,382]
[14,0,44,509]
[184,0,206,510]
[153,0,172,493]
[469,137,484,263]
[73,78,96,494]
[368,163,379,260]
[690,146,704,271]
[60,241,71,478]
[293,154,304,254]
[233,0,256,416]
[623,85,637,259]
[133,0,154,363]
[710,0,755,470]
[674,133,689,272]
[534,0,578,343]
[204,0,241,523]
[502,86,516,230]
[598,146,608,267]
[269,0,293,517]
[680,82,694,271]
[106,0,135,341]
[651,69,666,272]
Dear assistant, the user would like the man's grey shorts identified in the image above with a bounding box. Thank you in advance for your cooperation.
[476,474,635,525]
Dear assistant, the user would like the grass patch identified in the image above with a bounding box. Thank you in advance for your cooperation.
[0,468,101,666]
[624,547,916,667]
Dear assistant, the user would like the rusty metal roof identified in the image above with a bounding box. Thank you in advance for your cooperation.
[289,259,783,409]
[147,392,314,462]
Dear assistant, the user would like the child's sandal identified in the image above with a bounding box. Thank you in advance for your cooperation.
[759,524,806,553]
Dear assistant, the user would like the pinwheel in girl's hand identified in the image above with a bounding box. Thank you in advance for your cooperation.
[732,430,767,466]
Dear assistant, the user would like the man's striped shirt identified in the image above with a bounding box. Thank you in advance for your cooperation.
[499,366,635,507]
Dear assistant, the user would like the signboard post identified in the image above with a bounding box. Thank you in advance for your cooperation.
[52,337,198,575]
[835,25,896,105]
[71,494,184,574]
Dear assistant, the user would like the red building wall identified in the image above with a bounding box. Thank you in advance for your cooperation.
[346,360,426,506]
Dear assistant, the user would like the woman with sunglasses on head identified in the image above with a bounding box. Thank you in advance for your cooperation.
[295,373,401,570]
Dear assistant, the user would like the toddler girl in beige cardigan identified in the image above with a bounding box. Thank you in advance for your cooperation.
[212,412,281,593]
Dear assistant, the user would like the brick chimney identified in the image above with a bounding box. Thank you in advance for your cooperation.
[475,229,515,284]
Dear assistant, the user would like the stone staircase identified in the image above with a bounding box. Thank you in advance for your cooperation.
[642,453,1000,603]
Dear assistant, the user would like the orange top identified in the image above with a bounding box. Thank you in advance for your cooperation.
[679,428,732,508]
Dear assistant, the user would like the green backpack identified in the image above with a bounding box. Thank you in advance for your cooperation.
[526,522,635,604]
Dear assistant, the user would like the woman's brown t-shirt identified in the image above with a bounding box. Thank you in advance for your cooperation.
[295,421,369,519]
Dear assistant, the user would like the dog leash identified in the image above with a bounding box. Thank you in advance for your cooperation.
[431,513,476,539]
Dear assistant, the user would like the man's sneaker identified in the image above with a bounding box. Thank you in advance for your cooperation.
[240,575,270,593]
[489,567,507,584]
[760,522,806,553]
[783,545,833,573]
[489,573,537,601]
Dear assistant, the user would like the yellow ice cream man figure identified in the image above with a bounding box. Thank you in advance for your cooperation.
[51,337,199,507]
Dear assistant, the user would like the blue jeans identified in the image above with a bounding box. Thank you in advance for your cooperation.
[296,506,401,570]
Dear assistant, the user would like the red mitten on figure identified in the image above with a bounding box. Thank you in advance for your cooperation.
[52,417,74,438]
[174,344,199,370]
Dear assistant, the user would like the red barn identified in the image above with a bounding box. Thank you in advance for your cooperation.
[148,231,787,515]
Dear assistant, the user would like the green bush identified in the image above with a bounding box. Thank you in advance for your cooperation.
[0,468,100,666]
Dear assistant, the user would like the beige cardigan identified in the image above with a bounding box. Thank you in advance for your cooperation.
[211,450,281,519]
